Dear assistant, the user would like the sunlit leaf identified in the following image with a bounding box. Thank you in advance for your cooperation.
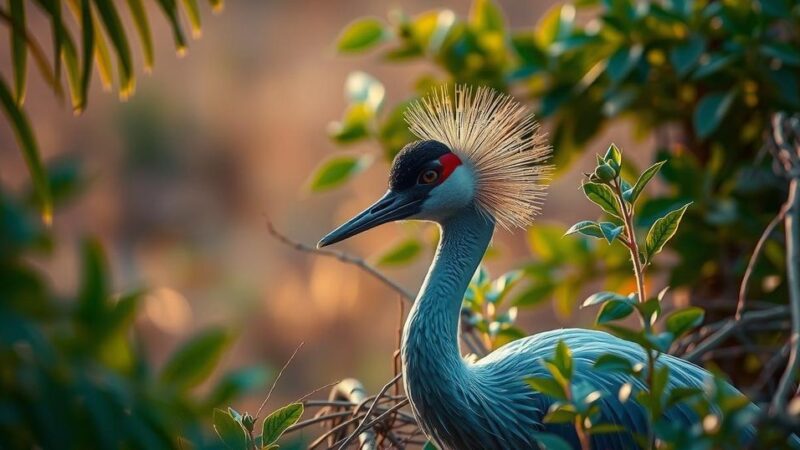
[525,376,567,400]
[664,306,704,337]
[0,76,51,223]
[337,17,387,53]
[345,71,385,112]
[261,403,304,446]
[126,0,154,70]
[553,340,573,379]
[582,291,629,308]
[582,182,622,219]
[161,328,231,389]
[375,238,422,266]
[644,203,691,263]
[213,409,248,450]
[308,154,372,192]
[543,403,577,424]
[92,0,135,96]
[624,160,665,204]
[564,220,604,239]
[181,0,202,37]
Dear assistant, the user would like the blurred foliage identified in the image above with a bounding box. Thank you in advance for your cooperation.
[0,0,222,223]
[0,165,268,449]
[320,0,795,349]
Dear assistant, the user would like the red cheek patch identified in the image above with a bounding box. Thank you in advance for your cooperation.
[438,153,462,183]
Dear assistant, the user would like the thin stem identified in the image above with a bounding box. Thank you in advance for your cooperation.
[612,180,648,324]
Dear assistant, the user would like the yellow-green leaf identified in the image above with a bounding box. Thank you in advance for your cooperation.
[308,154,372,192]
[181,0,202,37]
[644,203,691,263]
[125,0,154,70]
[9,0,27,104]
[336,17,386,53]
[92,0,134,96]
[261,403,303,446]
[154,0,187,52]
[624,160,665,204]
[665,306,704,337]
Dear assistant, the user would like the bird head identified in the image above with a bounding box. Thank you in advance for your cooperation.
[318,85,553,248]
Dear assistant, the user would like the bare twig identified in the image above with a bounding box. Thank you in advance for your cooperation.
[736,207,788,320]
[256,342,304,419]
[266,220,414,301]
[337,374,403,450]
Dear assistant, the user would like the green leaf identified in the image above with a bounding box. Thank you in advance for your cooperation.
[213,409,248,450]
[92,0,134,96]
[543,403,577,424]
[125,0,154,70]
[582,182,622,219]
[607,44,643,84]
[9,0,26,103]
[531,432,573,450]
[375,238,422,266]
[61,26,83,112]
[161,328,230,389]
[582,291,629,308]
[587,423,626,435]
[603,143,622,167]
[599,222,623,244]
[77,238,109,323]
[336,18,386,53]
[181,0,202,37]
[602,324,649,349]
[644,203,691,263]
[553,340,573,380]
[422,441,439,450]
[78,0,94,112]
[564,220,604,239]
[636,298,661,326]
[470,0,505,32]
[693,91,735,139]
[624,160,665,204]
[647,331,674,353]
[154,0,187,51]
[760,43,800,67]
[664,307,704,337]
[91,10,115,89]
[669,35,704,77]
[261,403,303,446]
[597,300,634,324]
[525,376,567,400]
[0,76,51,223]
[593,354,633,373]
[308,154,372,192]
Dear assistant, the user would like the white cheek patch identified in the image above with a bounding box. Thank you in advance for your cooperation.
[421,166,475,215]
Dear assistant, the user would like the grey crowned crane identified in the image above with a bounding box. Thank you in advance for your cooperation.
[318,86,758,449]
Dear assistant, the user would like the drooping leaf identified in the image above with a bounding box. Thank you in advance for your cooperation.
[161,328,231,389]
[582,182,622,219]
[597,300,634,324]
[92,0,135,96]
[664,307,704,337]
[375,238,422,266]
[9,0,27,103]
[181,0,202,37]
[261,403,304,446]
[336,18,387,53]
[78,0,94,111]
[624,160,665,204]
[644,203,691,263]
[213,409,248,450]
[693,91,735,139]
[582,291,629,308]
[154,0,187,51]
[91,10,114,89]
[0,76,51,223]
[308,154,372,192]
[125,0,154,70]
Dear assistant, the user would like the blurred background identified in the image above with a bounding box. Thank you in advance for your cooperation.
[2,0,796,447]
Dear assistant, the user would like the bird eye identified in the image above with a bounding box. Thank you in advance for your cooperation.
[419,169,440,185]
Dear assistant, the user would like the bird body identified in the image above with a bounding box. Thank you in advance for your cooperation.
[318,86,761,449]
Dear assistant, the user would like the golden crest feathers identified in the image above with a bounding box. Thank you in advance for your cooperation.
[404,85,553,229]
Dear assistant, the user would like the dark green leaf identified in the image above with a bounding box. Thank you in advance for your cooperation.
[213,409,248,450]
[375,238,422,266]
[691,53,736,80]
[582,182,622,218]
[531,432,573,450]
[597,300,634,324]
[125,0,154,70]
[308,154,371,192]
[587,423,626,435]
[564,220,604,239]
[607,44,643,84]
[624,161,665,204]
[0,76,51,223]
[760,43,800,67]
[525,376,567,400]
[422,441,439,450]
[593,354,633,373]
[154,0,187,51]
[635,298,661,326]
[644,203,691,263]
[669,35,704,77]
[664,306,704,337]
[693,91,735,138]
[161,328,230,389]
[543,403,577,424]
[602,324,650,348]
[647,331,674,353]
[261,403,304,446]
[9,0,26,103]
[92,0,134,95]
[582,291,629,308]
[337,18,386,53]
[78,0,94,112]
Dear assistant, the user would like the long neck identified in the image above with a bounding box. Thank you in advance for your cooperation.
[401,206,494,398]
